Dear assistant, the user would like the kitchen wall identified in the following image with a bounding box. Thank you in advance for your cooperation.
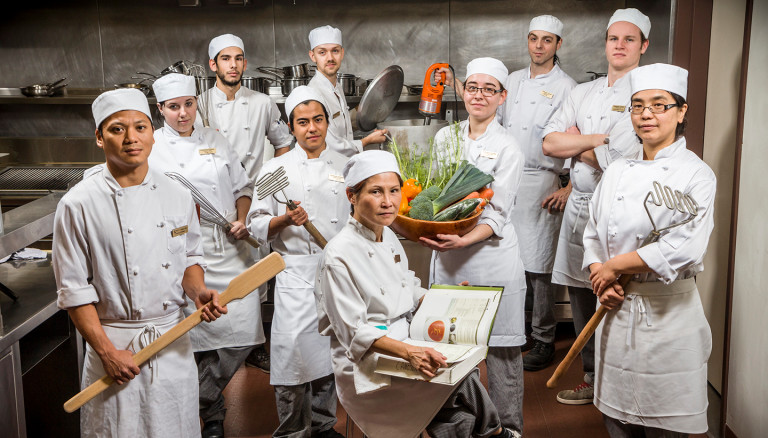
[0,0,672,138]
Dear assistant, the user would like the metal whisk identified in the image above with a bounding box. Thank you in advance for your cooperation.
[255,166,328,248]
[164,171,260,248]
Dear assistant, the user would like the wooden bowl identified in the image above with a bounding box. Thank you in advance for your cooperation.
[389,209,482,242]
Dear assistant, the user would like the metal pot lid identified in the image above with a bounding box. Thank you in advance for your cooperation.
[356,65,404,131]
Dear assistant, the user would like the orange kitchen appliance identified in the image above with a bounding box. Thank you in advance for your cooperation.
[418,63,450,125]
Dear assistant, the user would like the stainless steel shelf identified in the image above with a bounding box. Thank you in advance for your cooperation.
[0,193,63,260]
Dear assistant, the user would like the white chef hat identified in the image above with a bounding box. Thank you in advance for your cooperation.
[343,150,402,188]
[607,8,651,38]
[309,25,343,50]
[529,15,563,37]
[465,57,509,86]
[152,73,196,103]
[285,86,329,120]
[630,63,688,100]
[208,33,245,60]
[92,88,152,129]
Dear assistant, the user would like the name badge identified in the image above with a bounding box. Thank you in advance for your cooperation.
[333,111,341,120]
[328,173,344,183]
[199,148,216,155]
[480,150,498,159]
[540,90,554,99]
[171,225,189,237]
[612,105,626,112]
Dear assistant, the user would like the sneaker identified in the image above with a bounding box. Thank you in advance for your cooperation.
[201,420,224,438]
[499,427,522,438]
[316,428,345,438]
[522,340,554,371]
[245,344,270,374]
[556,381,594,405]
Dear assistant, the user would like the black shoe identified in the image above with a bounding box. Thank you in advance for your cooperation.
[245,344,270,374]
[522,340,555,371]
[315,428,345,438]
[520,336,535,352]
[202,420,224,438]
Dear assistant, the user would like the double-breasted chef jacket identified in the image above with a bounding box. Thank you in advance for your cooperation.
[308,73,364,157]
[583,137,716,433]
[315,217,457,438]
[201,85,294,182]
[53,166,205,437]
[248,146,349,386]
[543,74,642,288]
[497,64,576,273]
[149,124,264,351]
[430,120,527,347]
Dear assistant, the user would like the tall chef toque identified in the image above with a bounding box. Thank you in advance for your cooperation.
[630,63,688,99]
[343,150,401,188]
[309,25,343,50]
[208,34,245,60]
[152,73,197,103]
[92,88,152,129]
[465,57,509,85]
[284,86,329,119]
[529,15,563,37]
[608,8,651,38]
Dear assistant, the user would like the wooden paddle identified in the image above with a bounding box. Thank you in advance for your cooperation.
[63,252,286,413]
[546,274,632,389]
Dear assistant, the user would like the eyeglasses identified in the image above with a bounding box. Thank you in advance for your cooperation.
[465,86,502,97]
[629,103,678,115]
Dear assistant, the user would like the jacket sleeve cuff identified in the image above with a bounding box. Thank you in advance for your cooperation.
[594,144,612,171]
[479,212,504,239]
[57,285,99,310]
[247,213,274,246]
[582,246,605,271]
[636,243,677,284]
[186,256,207,271]
[234,187,253,201]
[348,322,387,362]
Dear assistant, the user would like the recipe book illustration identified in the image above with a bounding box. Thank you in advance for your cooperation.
[375,284,503,385]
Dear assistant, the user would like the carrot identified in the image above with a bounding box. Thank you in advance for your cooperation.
[478,187,494,201]
[461,192,480,202]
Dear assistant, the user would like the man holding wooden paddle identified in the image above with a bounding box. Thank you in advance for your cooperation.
[53,88,227,437]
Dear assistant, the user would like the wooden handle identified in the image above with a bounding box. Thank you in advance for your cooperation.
[63,252,285,413]
[546,274,632,389]
[223,223,260,249]
[303,221,328,249]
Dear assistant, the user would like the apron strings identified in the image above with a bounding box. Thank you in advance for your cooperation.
[212,223,226,255]
[625,294,653,347]
[572,195,593,234]
[128,324,162,382]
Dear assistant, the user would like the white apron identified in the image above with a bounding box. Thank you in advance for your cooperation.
[430,221,527,347]
[80,311,200,438]
[271,253,333,386]
[595,278,711,433]
[551,187,593,288]
[184,213,264,352]
[511,169,562,274]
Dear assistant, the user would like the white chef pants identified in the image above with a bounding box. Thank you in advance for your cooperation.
[603,415,689,438]
[569,286,597,382]
[273,374,338,438]
[195,345,257,422]
[486,346,524,433]
[427,369,504,438]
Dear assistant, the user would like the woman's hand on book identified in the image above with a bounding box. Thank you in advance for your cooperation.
[406,346,447,378]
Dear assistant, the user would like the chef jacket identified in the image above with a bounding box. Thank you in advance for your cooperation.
[201,86,293,182]
[54,166,205,320]
[583,137,716,284]
[149,124,252,216]
[542,75,641,193]
[497,64,576,173]
[308,73,364,157]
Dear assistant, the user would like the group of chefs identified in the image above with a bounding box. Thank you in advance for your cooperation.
[51,6,716,438]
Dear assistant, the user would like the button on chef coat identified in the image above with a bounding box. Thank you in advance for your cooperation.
[54,167,205,319]
[149,125,252,216]
[543,75,642,194]
[308,73,364,157]
[583,137,716,284]
[201,86,293,181]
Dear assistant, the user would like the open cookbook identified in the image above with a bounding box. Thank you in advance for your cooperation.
[374,284,503,385]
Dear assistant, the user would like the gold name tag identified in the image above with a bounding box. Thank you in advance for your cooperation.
[171,225,189,237]
[612,105,626,112]
[199,148,216,155]
[480,150,498,159]
[328,173,344,183]
[333,111,341,120]
[540,90,554,99]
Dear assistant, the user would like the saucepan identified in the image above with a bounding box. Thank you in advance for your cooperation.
[115,82,152,96]
[337,73,357,96]
[281,78,309,96]
[241,76,273,94]
[161,60,191,76]
[258,63,312,79]
[21,78,68,97]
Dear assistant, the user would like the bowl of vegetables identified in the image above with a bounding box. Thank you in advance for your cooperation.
[391,208,484,242]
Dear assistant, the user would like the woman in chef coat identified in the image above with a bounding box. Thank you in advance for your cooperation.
[420,57,526,434]
[315,150,516,438]
[583,64,715,437]
[148,73,263,435]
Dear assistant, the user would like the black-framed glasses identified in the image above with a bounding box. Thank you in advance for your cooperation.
[629,103,678,115]
[465,86,502,97]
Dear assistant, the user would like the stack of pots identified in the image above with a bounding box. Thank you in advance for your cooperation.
[257,64,312,96]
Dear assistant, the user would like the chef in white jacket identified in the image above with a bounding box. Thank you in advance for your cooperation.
[53,88,225,437]
[584,64,715,437]
[148,73,261,438]
[315,150,516,438]
[248,86,348,438]
[307,25,387,156]
[541,8,648,405]
[421,58,526,436]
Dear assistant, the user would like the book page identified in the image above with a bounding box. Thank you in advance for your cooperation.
[405,339,476,363]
